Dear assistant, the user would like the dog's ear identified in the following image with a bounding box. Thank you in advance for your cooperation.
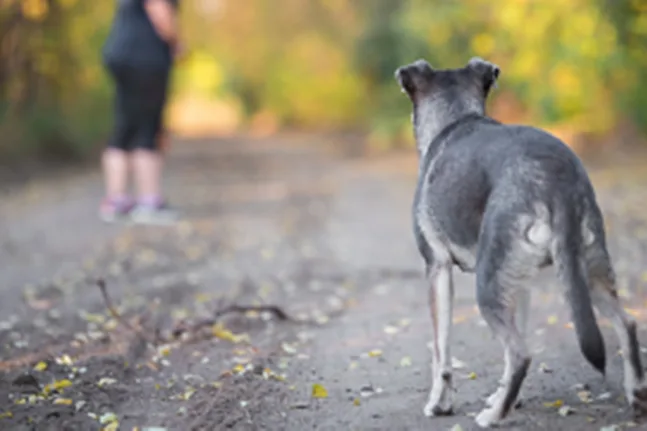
[467,57,500,94]
[395,59,435,100]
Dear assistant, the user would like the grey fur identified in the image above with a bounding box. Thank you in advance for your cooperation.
[395,57,647,428]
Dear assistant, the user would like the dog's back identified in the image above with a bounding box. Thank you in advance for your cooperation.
[416,115,603,270]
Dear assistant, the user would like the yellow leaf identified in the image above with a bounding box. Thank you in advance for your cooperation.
[400,356,412,367]
[467,372,477,380]
[43,379,73,395]
[544,399,564,408]
[34,361,48,372]
[311,383,328,398]
[102,422,119,431]
[100,412,118,424]
[53,398,73,405]
[212,323,250,344]
[56,355,74,366]
[353,398,360,406]
[367,349,382,358]
[0,411,12,419]
[547,315,558,325]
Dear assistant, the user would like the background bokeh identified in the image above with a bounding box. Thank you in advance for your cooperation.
[1,0,647,161]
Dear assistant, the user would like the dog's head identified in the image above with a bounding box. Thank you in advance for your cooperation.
[395,57,500,153]
[395,57,500,110]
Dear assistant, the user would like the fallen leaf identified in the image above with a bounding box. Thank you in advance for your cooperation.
[0,411,12,419]
[577,390,592,403]
[281,342,298,355]
[103,422,119,431]
[56,355,74,367]
[383,325,399,335]
[97,378,117,387]
[212,323,250,344]
[558,405,575,416]
[538,362,553,373]
[400,356,412,367]
[450,425,464,431]
[34,362,47,372]
[451,357,466,369]
[543,399,564,408]
[353,398,360,406]
[43,379,73,395]
[179,388,195,401]
[399,318,412,327]
[311,383,328,398]
[547,315,558,325]
[53,398,73,405]
[367,349,382,358]
[100,412,118,425]
[467,372,477,380]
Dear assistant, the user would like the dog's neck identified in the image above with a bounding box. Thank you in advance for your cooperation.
[414,97,484,159]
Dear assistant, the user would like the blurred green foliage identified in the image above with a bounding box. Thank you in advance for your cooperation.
[1,0,647,160]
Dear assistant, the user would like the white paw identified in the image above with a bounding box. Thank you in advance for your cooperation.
[423,399,453,417]
[423,385,453,417]
[475,406,501,428]
[485,387,523,409]
[485,387,504,407]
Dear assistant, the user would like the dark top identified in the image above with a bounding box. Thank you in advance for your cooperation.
[102,0,179,71]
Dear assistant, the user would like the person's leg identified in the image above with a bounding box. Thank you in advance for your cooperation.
[100,64,137,222]
[132,146,164,204]
[129,68,179,224]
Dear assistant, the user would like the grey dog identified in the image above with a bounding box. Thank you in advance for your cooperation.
[395,57,647,428]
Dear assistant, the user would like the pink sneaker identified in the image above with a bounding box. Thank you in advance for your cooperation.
[99,196,134,223]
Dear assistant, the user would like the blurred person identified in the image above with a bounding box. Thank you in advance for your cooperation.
[99,0,183,224]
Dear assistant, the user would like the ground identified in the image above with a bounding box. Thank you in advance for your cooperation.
[2,134,647,431]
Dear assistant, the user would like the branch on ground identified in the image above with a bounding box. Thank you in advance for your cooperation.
[96,279,294,348]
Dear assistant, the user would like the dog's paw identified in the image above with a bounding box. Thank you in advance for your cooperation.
[423,379,454,417]
[423,401,453,417]
[485,388,522,409]
[475,406,501,429]
[485,387,504,407]
[630,384,647,417]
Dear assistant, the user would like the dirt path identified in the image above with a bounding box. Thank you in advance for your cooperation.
[1,135,647,431]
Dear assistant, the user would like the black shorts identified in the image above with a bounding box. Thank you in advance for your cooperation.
[106,63,170,152]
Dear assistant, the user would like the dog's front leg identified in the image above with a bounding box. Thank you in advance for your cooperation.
[423,261,455,416]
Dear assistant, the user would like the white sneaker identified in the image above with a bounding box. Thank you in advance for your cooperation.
[129,202,179,226]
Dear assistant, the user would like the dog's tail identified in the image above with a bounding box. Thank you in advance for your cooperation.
[553,203,606,375]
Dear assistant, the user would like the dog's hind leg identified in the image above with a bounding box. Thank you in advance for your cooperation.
[474,222,533,428]
[423,260,455,416]
[587,248,647,414]
[485,287,530,410]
